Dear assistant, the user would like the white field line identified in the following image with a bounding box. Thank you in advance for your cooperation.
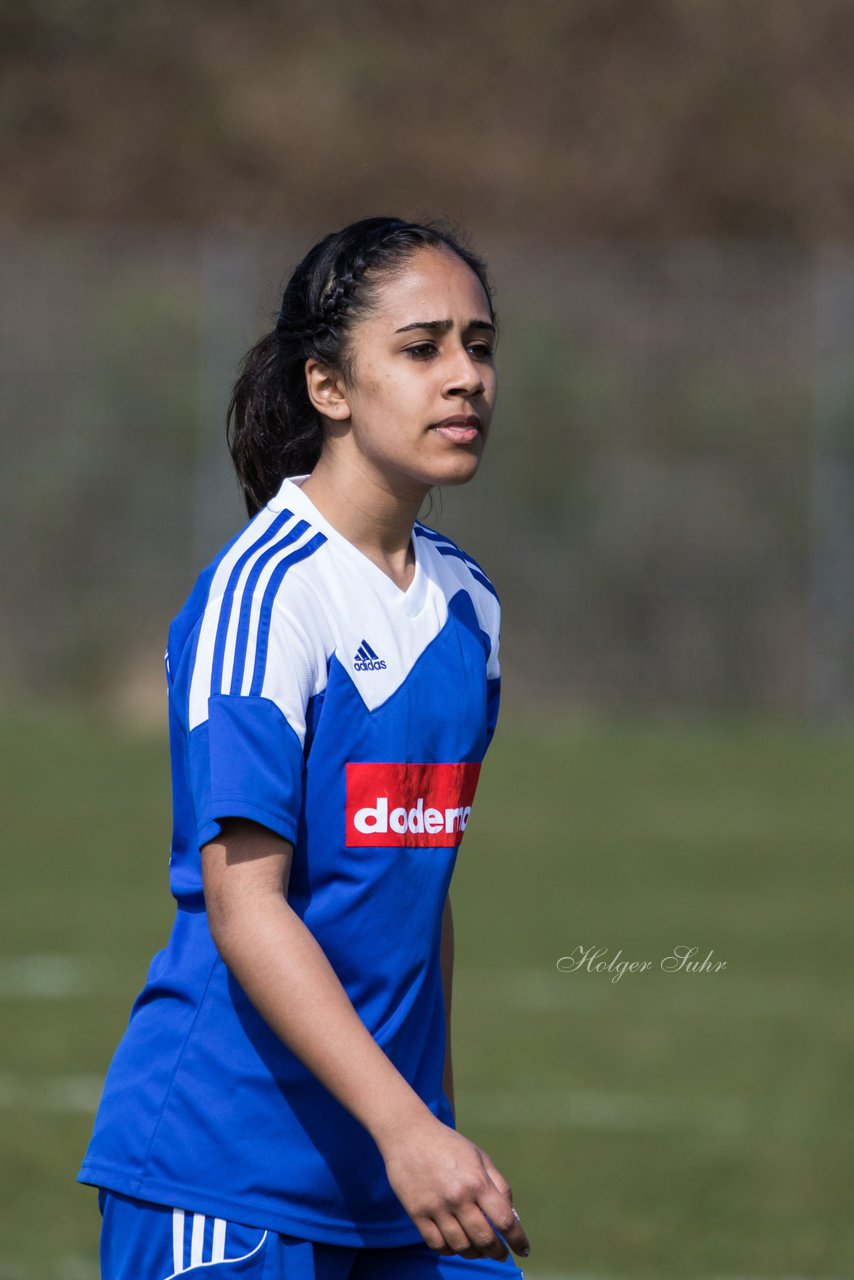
[0,1258,101,1280]
[456,967,830,1018]
[521,1272,625,1280]
[521,1273,621,1280]
[462,1088,847,1141]
[0,1072,844,1144]
[0,1265,847,1280]
[488,1272,852,1280]
[51,1258,100,1280]
[0,1263,845,1280]
[0,955,97,999]
[0,956,828,1018]
[0,1074,103,1112]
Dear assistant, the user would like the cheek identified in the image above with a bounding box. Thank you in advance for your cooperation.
[360,363,399,396]
[351,358,437,431]
[366,368,426,412]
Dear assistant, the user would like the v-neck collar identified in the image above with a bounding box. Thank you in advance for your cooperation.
[268,474,429,617]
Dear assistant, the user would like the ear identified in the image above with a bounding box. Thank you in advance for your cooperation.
[305,358,351,422]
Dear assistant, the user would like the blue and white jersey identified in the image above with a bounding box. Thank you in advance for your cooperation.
[78,473,501,1247]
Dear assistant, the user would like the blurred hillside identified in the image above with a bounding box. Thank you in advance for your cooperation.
[4,1,854,719]
[3,0,854,239]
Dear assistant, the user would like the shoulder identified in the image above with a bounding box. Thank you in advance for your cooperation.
[413,519,500,605]
[188,506,331,639]
[173,505,333,729]
[413,519,501,678]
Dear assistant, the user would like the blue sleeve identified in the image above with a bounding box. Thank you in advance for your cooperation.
[485,675,501,751]
[484,591,501,752]
[182,587,320,853]
[188,694,306,850]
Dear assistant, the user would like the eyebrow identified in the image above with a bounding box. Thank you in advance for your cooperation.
[394,319,496,335]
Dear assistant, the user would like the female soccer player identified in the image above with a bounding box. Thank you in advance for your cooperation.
[78,216,531,1279]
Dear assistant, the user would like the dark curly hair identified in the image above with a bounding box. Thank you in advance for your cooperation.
[226,215,497,516]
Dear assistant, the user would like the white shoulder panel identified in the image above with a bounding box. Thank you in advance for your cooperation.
[187,507,329,735]
[413,524,501,680]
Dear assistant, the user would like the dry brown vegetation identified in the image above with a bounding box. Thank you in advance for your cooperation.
[3,0,854,239]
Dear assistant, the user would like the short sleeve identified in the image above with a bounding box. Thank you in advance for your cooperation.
[185,593,322,852]
[485,598,501,751]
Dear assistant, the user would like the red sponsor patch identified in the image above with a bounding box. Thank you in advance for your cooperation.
[345,761,482,847]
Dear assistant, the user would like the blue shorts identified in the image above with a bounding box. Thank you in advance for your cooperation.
[97,1189,526,1280]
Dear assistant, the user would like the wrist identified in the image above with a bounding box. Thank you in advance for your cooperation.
[370,1091,441,1157]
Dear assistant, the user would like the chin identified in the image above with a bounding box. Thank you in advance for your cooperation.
[429,454,483,487]
[427,438,485,484]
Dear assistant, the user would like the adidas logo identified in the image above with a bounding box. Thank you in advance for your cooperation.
[353,639,387,672]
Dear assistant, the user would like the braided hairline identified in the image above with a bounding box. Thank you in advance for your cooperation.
[274,317,333,344]
[277,221,468,351]
[315,222,440,328]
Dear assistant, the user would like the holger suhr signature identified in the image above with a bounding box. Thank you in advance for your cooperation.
[556,945,727,983]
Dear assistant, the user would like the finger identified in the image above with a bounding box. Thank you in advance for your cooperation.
[433,1213,478,1259]
[479,1148,512,1202]
[414,1217,455,1255]
[478,1182,531,1257]
[453,1205,511,1262]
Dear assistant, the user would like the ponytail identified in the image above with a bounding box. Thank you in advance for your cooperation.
[225,215,496,517]
[226,330,322,519]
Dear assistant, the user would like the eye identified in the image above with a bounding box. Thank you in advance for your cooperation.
[402,339,494,361]
[404,342,437,360]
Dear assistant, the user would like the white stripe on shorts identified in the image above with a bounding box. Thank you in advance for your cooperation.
[190,1214,205,1268]
[211,1218,226,1263]
[172,1208,184,1273]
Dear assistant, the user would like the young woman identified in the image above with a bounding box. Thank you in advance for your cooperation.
[78,216,531,1279]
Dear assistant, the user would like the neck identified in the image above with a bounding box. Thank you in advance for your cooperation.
[298,452,429,576]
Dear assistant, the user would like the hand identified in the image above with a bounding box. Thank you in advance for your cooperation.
[380,1113,531,1261]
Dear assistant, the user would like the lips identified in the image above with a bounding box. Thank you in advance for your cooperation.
[431,415,481,430]
[429,416,481,445]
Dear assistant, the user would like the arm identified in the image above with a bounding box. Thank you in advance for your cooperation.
[202,818,530,1263]
[440,892,455,1120]
[203,817,430,1151]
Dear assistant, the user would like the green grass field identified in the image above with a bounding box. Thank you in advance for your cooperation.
[1,704,852,1279]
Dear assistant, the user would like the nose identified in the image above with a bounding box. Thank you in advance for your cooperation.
[444,343,485,398]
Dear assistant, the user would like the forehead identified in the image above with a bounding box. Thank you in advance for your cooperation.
[367,247,490,322]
